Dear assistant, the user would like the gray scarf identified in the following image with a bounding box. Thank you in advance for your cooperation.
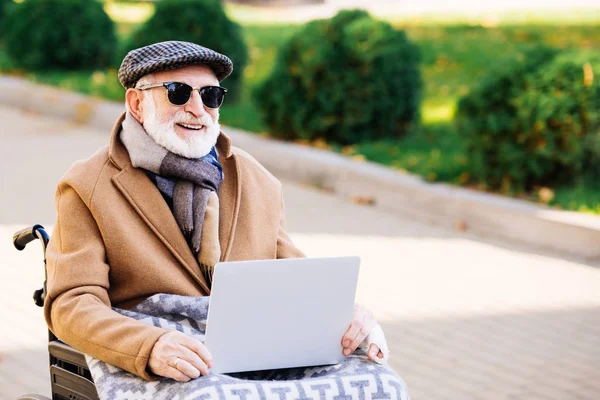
[120,112,224,274]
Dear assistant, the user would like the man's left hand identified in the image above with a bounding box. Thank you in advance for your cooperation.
[341,304,384,361]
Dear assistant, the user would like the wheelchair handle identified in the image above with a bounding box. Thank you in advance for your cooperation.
[12,224,51,308]
[13,224,46,250]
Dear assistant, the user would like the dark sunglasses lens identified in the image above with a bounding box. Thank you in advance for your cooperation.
[201,86,225,108]
[166,83,192,105]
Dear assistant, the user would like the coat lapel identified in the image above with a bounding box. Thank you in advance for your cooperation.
[112,165,211,293]
[217,152,241,262]
[107,112,240,293]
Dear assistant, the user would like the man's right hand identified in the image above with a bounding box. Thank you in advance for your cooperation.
[148,331,214,382]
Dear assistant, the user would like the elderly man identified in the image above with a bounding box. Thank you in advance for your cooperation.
[44,41,383,383]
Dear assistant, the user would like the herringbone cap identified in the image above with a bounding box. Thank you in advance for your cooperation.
[118,41,233,89]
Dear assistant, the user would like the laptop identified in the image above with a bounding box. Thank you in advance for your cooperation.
[204,256,360,374]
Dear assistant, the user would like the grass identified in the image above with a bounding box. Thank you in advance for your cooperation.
[354,123,468,183]
[220,24,301,133]
[2,1,600,213]
[551,180,600,214]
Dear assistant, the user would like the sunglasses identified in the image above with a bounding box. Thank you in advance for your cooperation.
[137,82,228,108]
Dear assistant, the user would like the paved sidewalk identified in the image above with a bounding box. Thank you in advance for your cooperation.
[1,105,599,399]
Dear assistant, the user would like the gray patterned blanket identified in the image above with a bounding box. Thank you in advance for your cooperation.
[85,294,410,400]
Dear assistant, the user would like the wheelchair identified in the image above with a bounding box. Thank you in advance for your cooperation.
[13,224,99,400]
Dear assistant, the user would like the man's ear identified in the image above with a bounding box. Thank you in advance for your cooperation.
[126,88,144,123]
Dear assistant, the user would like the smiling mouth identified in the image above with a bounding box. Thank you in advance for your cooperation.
[177,123,205,131]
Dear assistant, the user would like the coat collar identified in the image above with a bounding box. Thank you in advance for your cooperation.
[108,112,240,295]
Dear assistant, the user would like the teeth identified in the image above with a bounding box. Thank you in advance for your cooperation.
[179,123,204,130]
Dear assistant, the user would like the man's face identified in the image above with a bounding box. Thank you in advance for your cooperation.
[138,65,222,158]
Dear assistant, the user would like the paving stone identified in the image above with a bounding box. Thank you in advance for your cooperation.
[1,105,600,399]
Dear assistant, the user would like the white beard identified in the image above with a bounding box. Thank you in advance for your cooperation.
[141,94,221,159]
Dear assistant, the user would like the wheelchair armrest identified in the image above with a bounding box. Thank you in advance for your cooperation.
[49,340,89,369]
[50,365,99,400]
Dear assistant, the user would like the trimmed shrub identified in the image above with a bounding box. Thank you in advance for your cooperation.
[3,0,117,70]
[125,0,248,101]
[0,0,12,32]
[518,51,600,184]
[455,46,559,191]
[254,9,421,145]
[456,47,600,191]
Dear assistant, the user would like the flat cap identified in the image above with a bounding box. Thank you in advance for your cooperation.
[118,41,233,89]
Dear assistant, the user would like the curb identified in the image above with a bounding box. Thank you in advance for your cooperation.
[3,75,600,261]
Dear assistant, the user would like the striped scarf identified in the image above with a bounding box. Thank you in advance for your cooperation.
[120,112,224,284]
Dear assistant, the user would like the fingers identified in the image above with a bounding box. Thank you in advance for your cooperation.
[341,319,362,355]
[342,304,377,356]
[174,357,201,380]
[164,364,193,383]
[180,334,214,369]
[148,331,213,381]
[341,305,364,348]
[348,312,374,355]
[148,355,192,382]
[178,344,210,376]
[367,344,383,361]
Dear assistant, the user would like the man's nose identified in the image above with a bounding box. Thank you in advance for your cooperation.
[183,89,207,117]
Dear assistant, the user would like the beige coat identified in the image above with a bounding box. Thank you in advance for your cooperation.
[43,113,305,380]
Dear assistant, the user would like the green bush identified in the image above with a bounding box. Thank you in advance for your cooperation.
[125,0,248,101]
[3,0,117,70]
[254,9,421,145]
[519,51,600,184]
[455,46,559,191]
[0,0,12,32]
[456,47,600,191]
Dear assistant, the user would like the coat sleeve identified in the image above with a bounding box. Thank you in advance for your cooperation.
[276,189,306,259]
[43,180,167,380]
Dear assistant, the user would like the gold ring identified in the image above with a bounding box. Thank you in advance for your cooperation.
[173,357,181,368]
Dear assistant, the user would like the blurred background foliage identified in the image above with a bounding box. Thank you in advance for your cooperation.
[254,9,421,144]
[0,0,598,213]
[124,0,248,101]
[2,0,117,69]
[0,0,10,28]
[457,47,600,193]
